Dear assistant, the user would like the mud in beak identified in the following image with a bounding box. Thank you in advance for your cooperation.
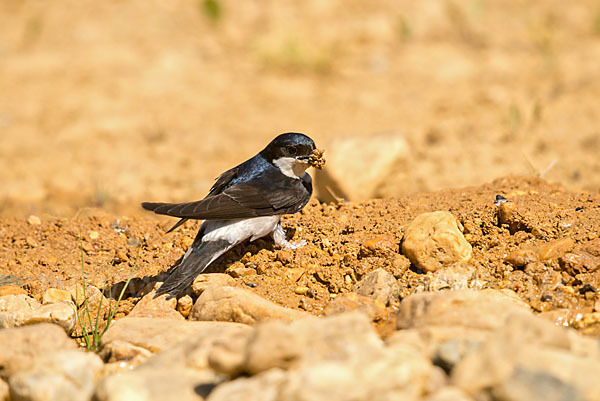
[307,149,326,169]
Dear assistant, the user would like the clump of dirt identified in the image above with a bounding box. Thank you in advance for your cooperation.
[2,176,600,336]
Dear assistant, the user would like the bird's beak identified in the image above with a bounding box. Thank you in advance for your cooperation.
[307,149,326,169]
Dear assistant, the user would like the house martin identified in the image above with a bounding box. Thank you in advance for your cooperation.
[142,132,325,296]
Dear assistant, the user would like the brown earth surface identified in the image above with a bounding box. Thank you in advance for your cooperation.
[2,0,600,343]
[2,0,600,216]
[3,176,600,338]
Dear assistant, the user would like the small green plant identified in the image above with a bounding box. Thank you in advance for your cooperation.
[200,0,222,22]
[77,238,140,352]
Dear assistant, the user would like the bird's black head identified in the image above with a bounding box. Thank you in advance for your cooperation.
[260,133,320,179]
[260,132,316,163]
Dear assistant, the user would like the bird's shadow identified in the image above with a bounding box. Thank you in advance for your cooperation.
[105,232,288,301]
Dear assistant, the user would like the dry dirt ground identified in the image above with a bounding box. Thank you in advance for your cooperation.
[3,176,600,338]
[2,0,600,216]
[1,2,600,338]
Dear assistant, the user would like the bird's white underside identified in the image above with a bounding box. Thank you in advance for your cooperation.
[273,157,310,179]
[202,215,281,244]
[182,215,304,267]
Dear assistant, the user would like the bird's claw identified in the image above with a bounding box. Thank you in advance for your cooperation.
[280,239,307,250]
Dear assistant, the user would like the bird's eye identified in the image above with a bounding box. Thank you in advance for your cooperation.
[286,145,297,155]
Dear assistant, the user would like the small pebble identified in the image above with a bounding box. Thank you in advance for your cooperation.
[89,231,99,240]
[294,286,310,295]
[176,295,194,318]
[27,215,41,225]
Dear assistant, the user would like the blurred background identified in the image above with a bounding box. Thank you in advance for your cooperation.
[1,0,599,217]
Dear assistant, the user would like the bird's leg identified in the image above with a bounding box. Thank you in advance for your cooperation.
[272,222,307,250]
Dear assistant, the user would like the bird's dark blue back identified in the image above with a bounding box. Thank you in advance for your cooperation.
[208,154,276,197]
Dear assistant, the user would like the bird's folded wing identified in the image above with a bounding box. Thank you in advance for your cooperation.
[142,179,308,220]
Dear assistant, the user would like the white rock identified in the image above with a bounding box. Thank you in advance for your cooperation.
[209,312,383,376]
[396,289,530,331]
[99,317,251,366]
[452,312,600,400]
[0,323,77,378]
[8,350,103,401]
[0,300,77,334]
[0,294,41,311]
[209,341,432,401]
[206,369,285,401]
[95,368,214,401]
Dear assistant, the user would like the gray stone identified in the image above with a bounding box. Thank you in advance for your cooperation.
[8,350,103,401]
[0,323,77,379]
[353,268,400,306]
[190,286,308,324]
[490,367,585,401]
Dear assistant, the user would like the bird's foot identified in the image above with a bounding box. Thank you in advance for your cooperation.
[272,223,307,249]
[279,239,307,250]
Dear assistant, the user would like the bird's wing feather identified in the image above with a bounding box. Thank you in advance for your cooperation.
[208,167,238,196]
[141,173,310,220]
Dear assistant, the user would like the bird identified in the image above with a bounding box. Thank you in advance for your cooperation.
[142,132,325,297]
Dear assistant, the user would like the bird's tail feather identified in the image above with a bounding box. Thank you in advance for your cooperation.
[155,239,231,298]
[166,218,189,233]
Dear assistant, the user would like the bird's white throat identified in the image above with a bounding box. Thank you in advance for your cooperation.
[273,157,309,179]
